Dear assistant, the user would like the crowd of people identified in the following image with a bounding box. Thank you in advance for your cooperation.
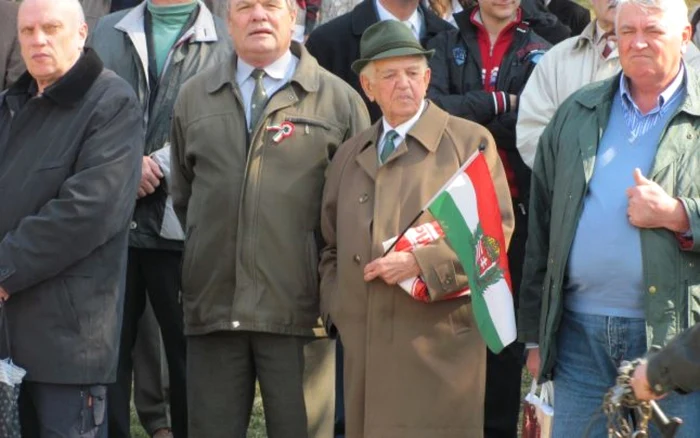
[0,0,699,437]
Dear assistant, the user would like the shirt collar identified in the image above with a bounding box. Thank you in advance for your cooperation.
[236,50,294,83]
[375,0,422,40]
[381,99,426,140]
[595,22,610,45]
[619,63,686,113]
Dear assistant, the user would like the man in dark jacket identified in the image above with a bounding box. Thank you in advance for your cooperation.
[546,0,590,36]
[306,0,452,121]
[0,0,142,436]
[427,2,550,436]
[89,2,232,437]
[0,0,24,89]
[632,323,700,400]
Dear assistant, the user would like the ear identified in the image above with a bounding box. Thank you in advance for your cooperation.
[78,21,88,48]
[360,73,376,102]
[681,23,692,53]
[422,67,431,93]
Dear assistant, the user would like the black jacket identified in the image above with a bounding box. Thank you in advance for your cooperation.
[426,8,551,201]
[306,0,452,121]
[547,0,591,37]
[648,322,700,395]
[0,49,143,384]
[520,0,571,44]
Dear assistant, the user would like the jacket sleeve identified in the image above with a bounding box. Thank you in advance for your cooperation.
[677,197,700,252]
[520,0,571,44]
[413,129,514,300]
[0,90,143,294]
[517,104,559,344]
[647,323,700,394]
[426,32,505,125]
[516,51,559,168]
[170,92,193,229]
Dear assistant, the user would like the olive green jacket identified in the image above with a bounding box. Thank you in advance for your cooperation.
[518,68,700,381]
[170,43,370,336]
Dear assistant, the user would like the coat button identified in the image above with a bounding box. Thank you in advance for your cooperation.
[358,193,369,203]
[129,221,137,230]
[0,268,8,277]
[231,321,240,328]
[444,276,453,285]
[353,254,361,264]
[648,285,657,294]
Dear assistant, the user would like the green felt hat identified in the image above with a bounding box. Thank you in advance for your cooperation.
[351,20,434,75]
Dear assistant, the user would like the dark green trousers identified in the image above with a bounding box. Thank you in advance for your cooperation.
[187,331,335,438]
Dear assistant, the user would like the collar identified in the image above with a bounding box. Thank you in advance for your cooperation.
[236,50,294,83]
[358,100,449,155]
[469,7,522,36]
[115,0,219,43]
[382,99,426,139]
[619,63,686,113]
[595,21,611,45]
[573,20,598,51]
[207,41,320,94]
[8,48,103,108]
[375,0,422,38]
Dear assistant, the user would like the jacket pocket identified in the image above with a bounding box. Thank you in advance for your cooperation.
[449,301,473,336]
[58,277,82,333]
[306,231,320,297]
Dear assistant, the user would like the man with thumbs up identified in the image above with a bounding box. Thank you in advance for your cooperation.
[518,0,700,435]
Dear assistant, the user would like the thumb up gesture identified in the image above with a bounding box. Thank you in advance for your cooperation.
[626,168,689,233]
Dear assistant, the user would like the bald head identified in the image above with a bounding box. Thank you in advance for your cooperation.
[18,0,88,92]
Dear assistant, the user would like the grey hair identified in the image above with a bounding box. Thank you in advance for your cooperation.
[615,0,689,31]
[225,0,296,16]
[359,55,429,82]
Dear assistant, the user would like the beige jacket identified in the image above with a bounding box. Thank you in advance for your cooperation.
[319,101,513,438]
[171,43,369,337]
[516,20,700,168]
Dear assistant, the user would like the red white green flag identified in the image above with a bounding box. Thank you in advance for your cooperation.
[426,151,516,354]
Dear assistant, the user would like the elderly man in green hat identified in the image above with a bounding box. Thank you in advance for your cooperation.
[319,20,514,438]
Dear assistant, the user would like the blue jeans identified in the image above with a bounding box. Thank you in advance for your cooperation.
[553,310,700,438]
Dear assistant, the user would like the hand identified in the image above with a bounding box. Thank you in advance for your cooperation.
[631,361,663,401]
[138,156,164,199]
[0,286,8,301]
[363,251,421,285]
[626,168,689,232]
[526,347,541,380]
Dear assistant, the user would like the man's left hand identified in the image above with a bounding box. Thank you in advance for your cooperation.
[631,361,663,401]
[363,252,421,285]
[0,286,8,301]
[626,168,689,233]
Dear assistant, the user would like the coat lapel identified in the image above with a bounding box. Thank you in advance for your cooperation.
[355,124,381,181]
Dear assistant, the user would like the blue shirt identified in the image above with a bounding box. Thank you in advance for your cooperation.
[565,67,686,318]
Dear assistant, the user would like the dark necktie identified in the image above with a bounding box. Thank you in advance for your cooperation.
[250,69,268,131]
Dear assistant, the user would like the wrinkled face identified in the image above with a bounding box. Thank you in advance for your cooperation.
[591,0,618,30]
[18,0,87,90]
[479,0,521,22]
[360,56,431,126]
[616,3,690,90]
[228,0,296,66]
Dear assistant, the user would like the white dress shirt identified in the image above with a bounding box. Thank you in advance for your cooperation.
[377,99,426,161]
[236,50,299,130]
[375,0,424,41]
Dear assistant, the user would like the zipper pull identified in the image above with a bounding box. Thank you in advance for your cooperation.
[305,124,309,135]
[518,203,527,215]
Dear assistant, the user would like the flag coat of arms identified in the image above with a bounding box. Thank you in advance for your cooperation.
[426,151,516,354]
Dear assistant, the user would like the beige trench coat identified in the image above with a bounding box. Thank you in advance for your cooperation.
[320,102,514,438]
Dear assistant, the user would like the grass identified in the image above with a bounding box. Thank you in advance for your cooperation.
[130,371,534,437]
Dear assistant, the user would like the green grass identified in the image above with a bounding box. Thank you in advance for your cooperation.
[130,372,534,437]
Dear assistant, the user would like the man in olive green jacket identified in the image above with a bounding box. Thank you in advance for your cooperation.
[518,0,700,435]
[169,0,369,436]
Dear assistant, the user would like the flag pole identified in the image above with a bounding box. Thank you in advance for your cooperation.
[382,209,425,256]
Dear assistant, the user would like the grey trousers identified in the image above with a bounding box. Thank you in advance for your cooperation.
[19,382,107,438]
[133,300,170,434]
[187,331,335,438]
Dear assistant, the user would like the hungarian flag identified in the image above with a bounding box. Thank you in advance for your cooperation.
[425,151,516,354]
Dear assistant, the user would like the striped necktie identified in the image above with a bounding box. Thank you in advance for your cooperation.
[379,130,399,164]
